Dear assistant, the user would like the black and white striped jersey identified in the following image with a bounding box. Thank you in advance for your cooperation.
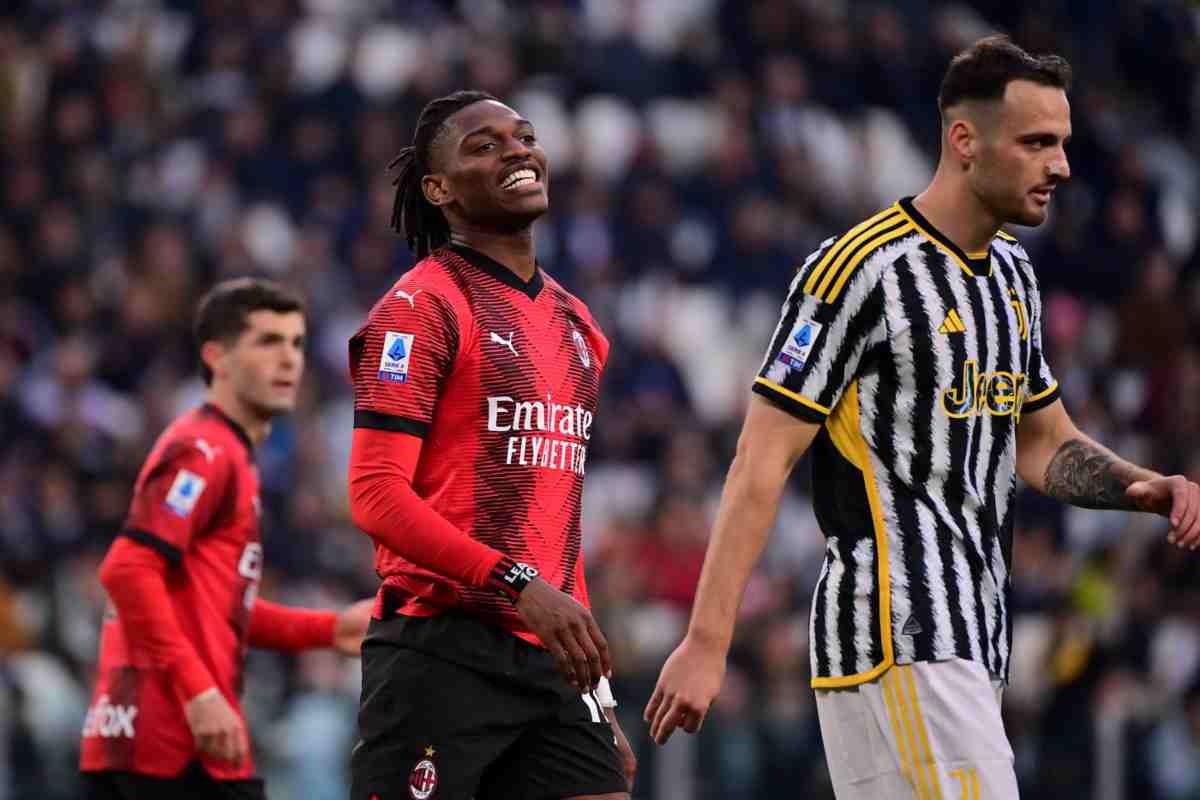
[754,197,1059,687]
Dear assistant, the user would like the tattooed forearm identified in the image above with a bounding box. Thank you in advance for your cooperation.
[1043,438,1141,510]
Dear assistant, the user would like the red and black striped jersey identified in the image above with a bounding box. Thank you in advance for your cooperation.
[349,245,609,643]
[81,404,263,779]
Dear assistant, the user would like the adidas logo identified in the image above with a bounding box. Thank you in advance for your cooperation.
[938,308,967,334]
[902,615,923,636]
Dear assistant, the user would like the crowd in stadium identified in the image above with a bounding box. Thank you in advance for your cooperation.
[1,1,1198,798]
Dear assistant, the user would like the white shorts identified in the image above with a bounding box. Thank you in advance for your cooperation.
[815,659,1018,800]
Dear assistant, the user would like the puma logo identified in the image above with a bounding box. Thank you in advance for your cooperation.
[489,331,518,357]
[395,289,423,308]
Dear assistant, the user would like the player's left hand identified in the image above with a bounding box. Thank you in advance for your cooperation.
[1127,475,1200,548]
[333,598,374,656]
[605,707,637,791]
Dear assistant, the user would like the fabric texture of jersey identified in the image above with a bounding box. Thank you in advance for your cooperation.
[81,405,263,779]
[754,197,1059,688]
[349,245,609,644]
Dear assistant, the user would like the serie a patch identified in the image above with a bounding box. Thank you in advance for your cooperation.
[165,469,206,517]
[776,319,823,370]
[378,331,415,383]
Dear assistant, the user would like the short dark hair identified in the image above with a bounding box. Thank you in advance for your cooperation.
[193,277,305,385]
[388,89,498,259]
[938,34,1072,116]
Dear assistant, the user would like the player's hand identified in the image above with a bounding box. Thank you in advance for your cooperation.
[185,688,248,764]
[333,598,374,656]
[1128,475,1200,548]
[515,577,612,692]
[644,634,726,745]
[606,707,637,791]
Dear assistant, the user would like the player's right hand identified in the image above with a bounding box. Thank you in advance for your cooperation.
[185,687,248,764]
[515,577,612,692]
[644,634,727,745]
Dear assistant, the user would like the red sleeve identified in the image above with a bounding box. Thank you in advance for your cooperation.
[98,537,217,701]
[122,438,231,563]
[349,283,462,438]
[247,599,337,652]
[349,427,521,596]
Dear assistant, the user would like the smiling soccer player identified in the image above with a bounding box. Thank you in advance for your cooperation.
[347,91,635,800]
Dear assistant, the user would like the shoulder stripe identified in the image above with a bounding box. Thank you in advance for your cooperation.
[804,206,901,297]
[813,215,908,300]
[996,230,1017,242]
[824,223,916,303]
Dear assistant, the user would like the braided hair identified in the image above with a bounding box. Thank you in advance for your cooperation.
[389,90,499,259]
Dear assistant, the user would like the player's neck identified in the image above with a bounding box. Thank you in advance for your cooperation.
[205,390,270,447]
[449,228,537,282]
[913,174,1001,257]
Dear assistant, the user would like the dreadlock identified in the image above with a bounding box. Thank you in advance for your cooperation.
[389,90,499,259]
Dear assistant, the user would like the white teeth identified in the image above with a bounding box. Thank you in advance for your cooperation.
[502,169,537,189]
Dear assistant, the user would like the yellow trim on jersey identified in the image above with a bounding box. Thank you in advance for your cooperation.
[882,671,918,793]
[813,213,907,301]
[996,229,1018,242]
[903,665,945,799]
[804,207,901,297]
[810,381,896,689]
[825,222,917,302]
[894,203,983,279]
[753,377,831,416]
[1025,381,1059,404]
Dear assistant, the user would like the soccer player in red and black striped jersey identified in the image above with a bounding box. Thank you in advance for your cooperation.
[347,91,635,800]
[80,279,372,800]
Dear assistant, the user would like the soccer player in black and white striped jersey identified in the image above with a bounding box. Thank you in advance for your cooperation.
[645,35,1200,799]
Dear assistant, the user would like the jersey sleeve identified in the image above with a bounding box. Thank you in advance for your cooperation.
[349,286,462,437]
[752,243,888,423]
[1021,276,1059,414]
[121,439,231,564]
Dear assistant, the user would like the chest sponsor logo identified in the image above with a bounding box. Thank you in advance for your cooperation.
[378,332,415,383]
[82,694,138,739]
[487,394,593,475]
[165,469,206,517]
[776,319,823,371]
[941,359,1028,421]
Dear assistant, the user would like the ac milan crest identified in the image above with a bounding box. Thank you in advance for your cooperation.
[409,757,438,799]
[572,328,591,368]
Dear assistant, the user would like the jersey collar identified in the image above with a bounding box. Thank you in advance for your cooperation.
[896,196,993,278]
[201,403,256,455]
[448,244,545,301]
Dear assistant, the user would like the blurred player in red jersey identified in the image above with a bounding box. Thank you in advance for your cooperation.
[80,278,372,800]
[347,90,635,800]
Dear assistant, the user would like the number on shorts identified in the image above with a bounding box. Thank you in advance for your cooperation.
[949,767,979,800]
[580,691,603,723]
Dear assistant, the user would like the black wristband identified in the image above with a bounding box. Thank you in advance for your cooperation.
[490,556,539,602]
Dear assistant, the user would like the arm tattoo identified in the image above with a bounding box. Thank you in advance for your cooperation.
[1043,438,1138,510]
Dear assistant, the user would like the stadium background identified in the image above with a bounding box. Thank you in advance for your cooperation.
[1,0,1198,797]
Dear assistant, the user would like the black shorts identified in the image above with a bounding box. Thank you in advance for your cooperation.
[81,762,266,800]
[350,611,627,800]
